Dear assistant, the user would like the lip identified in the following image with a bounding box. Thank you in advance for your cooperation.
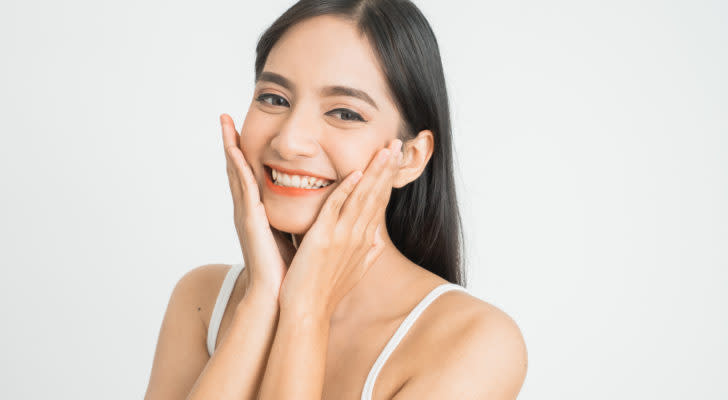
[264,163,335,182]
[264,166,333,197]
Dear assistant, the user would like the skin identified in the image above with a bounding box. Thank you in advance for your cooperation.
[236,15,441,324]
[145,14,527,400]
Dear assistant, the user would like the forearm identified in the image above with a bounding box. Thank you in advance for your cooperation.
[257,306,330,399]
[186,287,279,400]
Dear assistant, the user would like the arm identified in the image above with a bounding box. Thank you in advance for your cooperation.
[143,264,281,400]
[186,283,280,400]
[144,265,218,400]
[256,306,330,399]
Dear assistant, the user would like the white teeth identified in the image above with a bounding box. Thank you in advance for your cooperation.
[271,168,332,189]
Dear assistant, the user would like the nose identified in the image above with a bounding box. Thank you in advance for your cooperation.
[270,106,319,160]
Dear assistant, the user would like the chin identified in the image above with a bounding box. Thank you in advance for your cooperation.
[264,202,317,235]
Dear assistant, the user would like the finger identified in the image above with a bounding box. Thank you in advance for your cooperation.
[337,146,391,222]
[359,139,402,222]
[227,164,244,213]
[316,169,364,225]
[360,182,389,257]
[221,114,260,208]
[230,144,261,209]
[352,139,401,248]
[220,113,240,149]
[339,139,401,230]
[221,114,245,209]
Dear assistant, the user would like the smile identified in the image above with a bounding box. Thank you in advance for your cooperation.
[264,166,334,196]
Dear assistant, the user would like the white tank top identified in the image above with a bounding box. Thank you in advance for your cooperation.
[206,263,470,400]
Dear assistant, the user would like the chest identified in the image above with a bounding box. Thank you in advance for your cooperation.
[214,310,414,400]
[321,318,413,400]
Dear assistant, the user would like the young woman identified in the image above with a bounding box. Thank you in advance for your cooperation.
[145,1,527,399]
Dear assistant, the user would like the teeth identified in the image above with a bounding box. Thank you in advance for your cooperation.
[271,168,332,189]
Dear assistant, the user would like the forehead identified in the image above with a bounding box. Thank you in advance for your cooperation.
[262,15,394,105]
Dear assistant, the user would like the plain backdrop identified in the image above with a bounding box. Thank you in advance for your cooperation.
[1,0,725,398]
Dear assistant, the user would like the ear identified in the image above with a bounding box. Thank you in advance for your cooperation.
[393,129,434,189]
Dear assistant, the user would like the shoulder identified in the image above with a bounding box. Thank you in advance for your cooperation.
[170,263,237,330]
[145,264,237,398]
[172,263,231,299]
[397,287,528,399]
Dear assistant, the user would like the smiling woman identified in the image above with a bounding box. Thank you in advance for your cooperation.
[145,1,527,399]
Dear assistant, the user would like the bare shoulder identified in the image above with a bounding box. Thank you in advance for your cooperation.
[144,263,236,399]
[396,287,528,399]
[174,263,237,330]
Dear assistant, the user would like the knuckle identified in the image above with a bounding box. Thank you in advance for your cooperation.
[332,227,348,246]
[313,234,330,249]
[328,193,344,211]
[351,221,366,238]
[377,188,389,202]
[352,191,368,206]
[305,230,326,249]
[365,223,377,242]
[345,180,359,193]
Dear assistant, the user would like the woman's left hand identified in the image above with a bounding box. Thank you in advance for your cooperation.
[278,138,403,319]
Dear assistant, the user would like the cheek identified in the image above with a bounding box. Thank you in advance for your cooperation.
[239,132,259,157]
[323,130,387,178]
[239,108,274,166]
[327,143,377,179]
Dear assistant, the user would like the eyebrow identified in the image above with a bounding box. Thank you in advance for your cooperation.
[257,71,379,111]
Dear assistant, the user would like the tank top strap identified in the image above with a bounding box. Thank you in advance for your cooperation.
[360,282,470,400]
[206,263,245,357]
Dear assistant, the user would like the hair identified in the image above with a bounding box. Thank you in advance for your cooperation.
[255,0,467,286]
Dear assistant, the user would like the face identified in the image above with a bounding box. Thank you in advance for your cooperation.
[239,15,404,235]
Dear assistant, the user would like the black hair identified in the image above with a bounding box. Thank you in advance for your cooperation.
[255,0,466,286]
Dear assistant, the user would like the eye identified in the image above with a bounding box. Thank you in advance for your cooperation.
[256,93,366,123]
[327,108,367,122]
[256,93,289,107]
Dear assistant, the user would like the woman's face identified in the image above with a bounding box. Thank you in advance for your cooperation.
[239,15,403,235]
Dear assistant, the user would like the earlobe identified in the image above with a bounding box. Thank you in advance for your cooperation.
[392,129,434,189]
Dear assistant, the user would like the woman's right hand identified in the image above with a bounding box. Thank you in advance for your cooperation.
[220,113,295,299]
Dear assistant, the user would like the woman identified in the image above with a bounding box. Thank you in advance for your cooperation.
[146,1,527,399]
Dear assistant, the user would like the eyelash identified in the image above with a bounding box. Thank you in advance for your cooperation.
[255,93,367,122]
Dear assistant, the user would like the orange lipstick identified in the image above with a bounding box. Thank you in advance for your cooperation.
[264,167,333,197]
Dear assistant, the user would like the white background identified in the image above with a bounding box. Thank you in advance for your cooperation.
[1,0,725,398]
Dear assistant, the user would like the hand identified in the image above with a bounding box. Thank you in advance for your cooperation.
[278,138,404,318]
[221,113,296,299]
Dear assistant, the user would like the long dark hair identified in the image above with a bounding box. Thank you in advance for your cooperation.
[255,0,466,287]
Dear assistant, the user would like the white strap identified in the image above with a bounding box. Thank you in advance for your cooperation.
[360,283,469,399]
[206,263,245,356]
